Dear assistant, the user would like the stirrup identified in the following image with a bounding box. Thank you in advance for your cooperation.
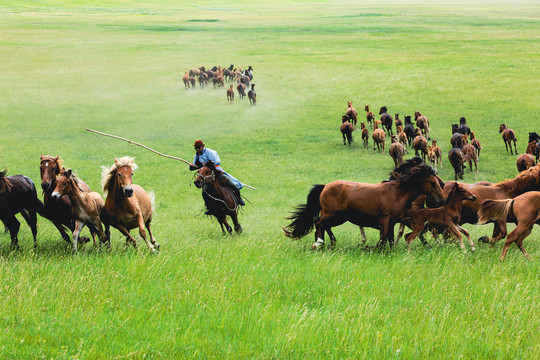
[238,198,245,206]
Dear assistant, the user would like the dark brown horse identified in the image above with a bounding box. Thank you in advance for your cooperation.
[379,106,393,135]
[364,105,375,128]
[444,165,540,244]
[412,134,428,162]
[283,157,445,250]
[40,155,92,244]
[448,146,464,180]
[237,81,246,99]
[0,169,43,249]
[415,111,430,140]
[248,84,256,105]
[345,102,358,127]
[516,154,536,172]
[389,135,405,167]
[499,123,518,155]
[478,191,540,261]
[404,182,476,252]
[340,116,354,146]
[372,121,386,153]
[404,116,415,146]
[194,161,242,234]
[101,157,159,251]
[361,122,369,149]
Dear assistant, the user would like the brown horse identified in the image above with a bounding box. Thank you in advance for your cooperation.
[345,102,358,127]
[430,140,442,170]
[101,157,159,251]
[182,71,190,89]
[462,144,478,174]
[478,191,540,261]
[360,122,369,149]
[499,123,518,155]
[412,134,428,162]
[0,169,43,249]
[248,84,257,105]
[340,116,354,146]
[283,157,446,250]
[397,126,408,153]
[364,105,375,128]
[379,106,393,135]
[404,182,476,252]
[52,169,108,253]
[40,155,93,244]
[470,132,482,158]
[415,111,430,140]
[389,135,405,167]
[448,147,464,180]
[237,81,246,99]
[516,154,536,172]
[194,161,242,234]
[394,114,402,129]
[226,85,234,103]
[372,121,386,153]
[444,165,540,245]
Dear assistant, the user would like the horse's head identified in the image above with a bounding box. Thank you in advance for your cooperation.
[391,135,398,143]
[194,161,216,189]
[379,106,387,115]
[432,140,437,146]
[460,117,467,125]
[361,122,366,130]
[404,116,412,125]
[40,154,62,194]
[452,124,459,134]
[414,111,421,120]
[391,157,445,206]
[52,169,74,198]
[453,182,476,202]
[114,158,135,197]
[529,132,540,143]
[499,124,507,133]
[364,105,369,111]
[342,115,350,123]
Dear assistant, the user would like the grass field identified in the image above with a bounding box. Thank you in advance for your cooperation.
[0,1,539,358]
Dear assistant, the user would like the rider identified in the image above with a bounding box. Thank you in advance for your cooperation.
[189,140,245,210]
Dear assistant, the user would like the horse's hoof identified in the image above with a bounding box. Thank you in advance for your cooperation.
[154,243,161,251]
[478,236,489,244]
[471,247,476,252]
[79,237,90,244]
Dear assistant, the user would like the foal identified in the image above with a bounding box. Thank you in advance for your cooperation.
[372,120,386,153]
[389,135,405,167]
[340,116,354,146]
[52,169,108,253]
[405,182,477,251]
[470,132,483,158]
[248,84,257,105]
[364,105,375,128]
[360,122,369,149]
[345,101,358,127]
[226,85,234,103]
[499,123,518,155]
[397,125,408,153]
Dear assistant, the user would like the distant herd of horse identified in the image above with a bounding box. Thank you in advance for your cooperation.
[181,64,257,105]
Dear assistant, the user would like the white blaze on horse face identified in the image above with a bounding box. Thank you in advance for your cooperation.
[51,191,60,198]
[45,163,48,167]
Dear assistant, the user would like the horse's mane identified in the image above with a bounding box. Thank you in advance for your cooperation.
[388,157,438,189]
[41,155,64,175]
[496,165,540,196]
[0,169,11,193]
[101,156,138,196]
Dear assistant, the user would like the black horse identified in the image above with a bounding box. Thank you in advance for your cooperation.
[404,116,415,146]
[248,84,257,105]
[379,106,393,136]
[529,132,540,143]
[458,117,471,135]
[0,169,44,249]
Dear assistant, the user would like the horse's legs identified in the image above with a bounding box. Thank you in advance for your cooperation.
[405,227,424,250]
[145,218,160,249]
[326,228,337,250]
[513,140,518,156]
[359,226,367,246]
[447,224,466,252]
[218,215,232,234]
[71,220,85,253]
[395,223,406,246]
[114,223,137,248]
[230,211,242,233]
[488,220,508,244]
[342,133,346,146]
[3,214,21,249]
[20,208,38,249]
[457,225,475,252]
[136,213,156,251]
[418,226,432,249]
[501,223,533,261]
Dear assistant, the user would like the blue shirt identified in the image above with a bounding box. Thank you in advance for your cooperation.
[192,148,223,171]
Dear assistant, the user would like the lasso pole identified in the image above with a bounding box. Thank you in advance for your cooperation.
[85,128,256,190]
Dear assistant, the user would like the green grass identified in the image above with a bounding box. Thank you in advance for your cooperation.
[0,1,539,358]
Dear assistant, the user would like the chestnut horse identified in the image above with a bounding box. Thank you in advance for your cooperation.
[340,116,354,146]
[372,121,386,153]
[478,191,540,261]
[462,144,478,174]
[412,133,428,162]
[516,154,536,172]
[0,169,43,249]
[40,155,92,244]
[444,165,540,245]
[101,157,159,251]
[470,132,482,158]
[283,157,446,250]
[345,102,358,127]
[415,111,430,140]
[499,123,518,155]
[404,182,476,252]
[194,161,242,234]
[52,169,108,253]
[389,135,405,167]
[360,122,369,149]
[226,85,234,103]
[364,105,375,128]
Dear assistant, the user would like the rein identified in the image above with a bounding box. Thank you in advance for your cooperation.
[197,169,238,212]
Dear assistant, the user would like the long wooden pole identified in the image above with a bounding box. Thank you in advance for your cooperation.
[85,128,256,190]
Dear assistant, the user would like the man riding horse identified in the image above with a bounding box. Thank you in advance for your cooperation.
[189,140,245,214]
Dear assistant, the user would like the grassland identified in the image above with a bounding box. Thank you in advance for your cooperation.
[0,1,539,358]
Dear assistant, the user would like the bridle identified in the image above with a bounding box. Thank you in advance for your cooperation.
[195,168,237,212]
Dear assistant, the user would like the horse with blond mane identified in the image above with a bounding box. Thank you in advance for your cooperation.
[101,157,159,252]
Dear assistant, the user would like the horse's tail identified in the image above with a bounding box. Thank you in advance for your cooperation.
[478,199,513,224]
[148,190,156,214]
[283,184,325,239]
[23,175,46,217]
[449,149,462,170]
[510,130,517,142]
[346,131,353,144]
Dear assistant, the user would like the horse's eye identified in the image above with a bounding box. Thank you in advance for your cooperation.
[118,173,122,178]
[131,173,133,177]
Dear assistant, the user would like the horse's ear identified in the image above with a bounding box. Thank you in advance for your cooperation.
[54,155,59,161]
[40,154,44,160]
[114,158,120,166]
[66,168,72,177]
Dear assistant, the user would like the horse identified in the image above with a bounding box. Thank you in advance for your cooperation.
[340,116,354,146]
[451,132,468,149]
[40,155,92,244]
[364,105,375,128]
[198,73,207,88]
[394,114,402,129]
[470,132,483,158]
[458,117,471,135]
[237,81,246,99]
[248,84,256,105]
[226,85,234,103]
[189,76,196,88]
[516,154,536,172]
[283,157,446,250]
[430,140,442,170]
[52,169,108,253]
[462,143,478,174]
[449,147,464,180]
[0,169,44,249]
[415,111,430,140]
[404,182,477,252]
[397,125,408,153]
[194,161,242,234]
[389,135,405,167]
[372,121,386,153]
[404,116,415,146]
[444,165,540,245]
[528,132,540,143]
[478,191,540,261]
[189,67,204,77]
[345,102,358,127]
[499,123,518,155]
[412,134,428,162]
[101,157,159,252]
[360,122,369,149]
[182,71,190,89]
[379,106,393,136]
[427,147,438,173]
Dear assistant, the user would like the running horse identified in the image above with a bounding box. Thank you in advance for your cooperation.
[194,161,243,234]
[101,157,159,251]
[283,157,445,250]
